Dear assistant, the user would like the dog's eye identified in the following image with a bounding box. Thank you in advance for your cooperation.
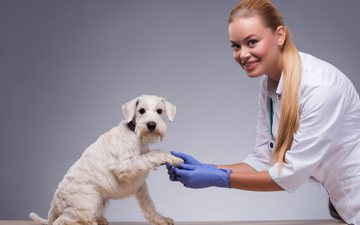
[157,109,163,114]
[139,108,146,114]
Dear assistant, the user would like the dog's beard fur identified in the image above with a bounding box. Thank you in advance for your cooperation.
[139,129,164,144]
[136,124,166,144]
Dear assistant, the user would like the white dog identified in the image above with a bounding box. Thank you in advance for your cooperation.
[30,95,183,225]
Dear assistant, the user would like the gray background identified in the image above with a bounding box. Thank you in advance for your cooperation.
[1,0,359,222]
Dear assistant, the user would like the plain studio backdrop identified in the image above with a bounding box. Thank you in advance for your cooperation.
[1,0,359,222]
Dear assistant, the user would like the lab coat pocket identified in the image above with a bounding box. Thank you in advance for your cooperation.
[339,174,360,218]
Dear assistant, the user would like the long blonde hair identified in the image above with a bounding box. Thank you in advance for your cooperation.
[229,0,302,167]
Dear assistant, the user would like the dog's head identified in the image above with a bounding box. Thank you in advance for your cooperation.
[121,95,176,144]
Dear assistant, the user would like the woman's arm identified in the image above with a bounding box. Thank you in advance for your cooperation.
[218,163,283,191]
[217,162,257,173]
[230,170,283,191]
[168,152,283,191]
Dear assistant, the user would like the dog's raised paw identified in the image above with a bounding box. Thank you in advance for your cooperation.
[169,155,184,167]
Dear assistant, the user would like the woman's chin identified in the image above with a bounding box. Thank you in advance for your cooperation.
[246,71,263,78]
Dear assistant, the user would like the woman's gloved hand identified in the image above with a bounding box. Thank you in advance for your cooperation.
[169,151,216,167]
[174,163,232,189]
[166,151,232,188]
[166,151,215,182]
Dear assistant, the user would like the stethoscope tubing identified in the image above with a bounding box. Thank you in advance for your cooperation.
[268,98,275,152]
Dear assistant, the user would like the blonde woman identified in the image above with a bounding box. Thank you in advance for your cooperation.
[166,0,360,224]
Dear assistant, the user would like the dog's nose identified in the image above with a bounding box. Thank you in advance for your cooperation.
[147,122,157,131]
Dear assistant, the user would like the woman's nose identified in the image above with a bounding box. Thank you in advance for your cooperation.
[234,49,250,64]
[238,48,251,61]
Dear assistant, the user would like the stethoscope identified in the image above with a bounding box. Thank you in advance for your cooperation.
[268,97,276,152]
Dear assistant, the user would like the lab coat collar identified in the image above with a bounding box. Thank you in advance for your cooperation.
[267,72,284,100]
[276,72,284,96]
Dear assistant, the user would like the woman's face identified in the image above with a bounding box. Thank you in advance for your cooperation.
[229,15,285,81]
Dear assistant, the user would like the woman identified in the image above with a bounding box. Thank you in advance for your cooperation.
[166,0,360,224]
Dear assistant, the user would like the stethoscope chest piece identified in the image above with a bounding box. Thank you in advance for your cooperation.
[268,137,275,152]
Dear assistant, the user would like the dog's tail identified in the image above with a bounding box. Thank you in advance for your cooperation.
[29,212,49,225]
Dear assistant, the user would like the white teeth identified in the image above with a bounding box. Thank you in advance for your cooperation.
[243,60,259,68]
[244,61,257,66]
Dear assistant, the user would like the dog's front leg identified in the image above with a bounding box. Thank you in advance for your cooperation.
[110,155,161,177]
[111,150,183,176]
[110,151,183,182]
[135,182,174,225]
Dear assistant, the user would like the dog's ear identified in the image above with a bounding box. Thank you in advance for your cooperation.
[162,99,176,122]
[122,97,139,123]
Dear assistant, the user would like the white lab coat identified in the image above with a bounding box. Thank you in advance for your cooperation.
[243,52,360,224]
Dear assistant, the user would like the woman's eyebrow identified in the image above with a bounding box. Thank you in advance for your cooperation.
[244,34,258,41]
[230,34,258,44]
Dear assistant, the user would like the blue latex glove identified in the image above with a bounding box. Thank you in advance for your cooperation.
[174,163,232,189]
[166,151,215,182]
[170,151,216,168]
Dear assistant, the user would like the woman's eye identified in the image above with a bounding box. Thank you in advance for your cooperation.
[139,108,146,114]
[157,109,163,114]
[248,39,258,47]
[231,43,240,50]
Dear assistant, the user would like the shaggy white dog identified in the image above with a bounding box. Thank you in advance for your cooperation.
[30,95,183,225]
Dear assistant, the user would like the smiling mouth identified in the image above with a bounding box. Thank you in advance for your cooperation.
[242,59,260,71]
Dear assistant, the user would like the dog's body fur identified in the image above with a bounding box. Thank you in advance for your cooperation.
[30,95,182,225]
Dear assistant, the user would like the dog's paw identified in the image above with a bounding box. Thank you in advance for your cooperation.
[168,155,184,167]
[96,217,109,225]
[149,215,174,225]
[146,150,184,168]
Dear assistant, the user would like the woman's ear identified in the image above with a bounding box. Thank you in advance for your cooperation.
[275,25,286,47]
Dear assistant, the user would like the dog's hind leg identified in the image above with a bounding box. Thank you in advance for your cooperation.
[47,206,60,224]
[52,215,96,225]
[135,182,174,225]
